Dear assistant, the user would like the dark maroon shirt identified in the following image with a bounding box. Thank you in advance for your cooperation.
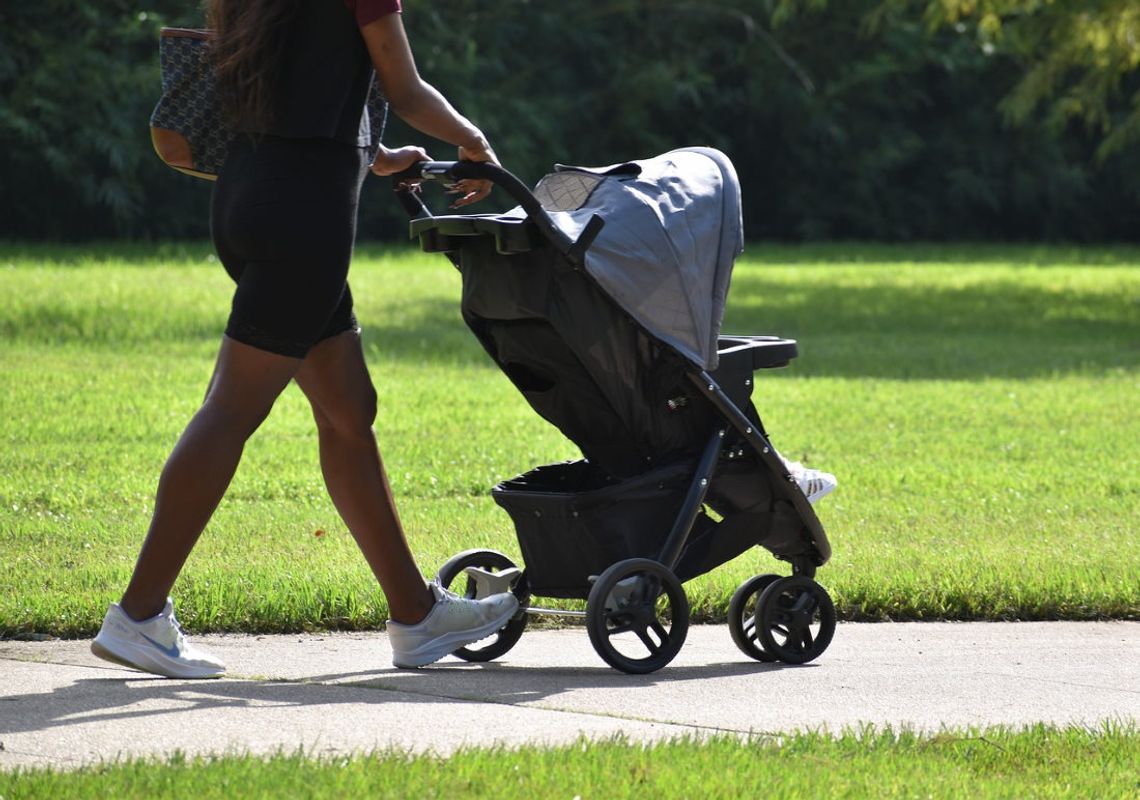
[347,0,402,26]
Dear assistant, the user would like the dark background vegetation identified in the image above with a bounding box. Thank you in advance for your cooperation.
[1,0,1137,242]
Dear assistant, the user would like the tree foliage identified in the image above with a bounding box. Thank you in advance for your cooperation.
[1,0,1136,241]
[864,0,1140,161]
[0,2,208,239]
[391,0,1137,240]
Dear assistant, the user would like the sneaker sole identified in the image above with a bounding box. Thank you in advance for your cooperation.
[91,638,225,679]
[392,601,519,669]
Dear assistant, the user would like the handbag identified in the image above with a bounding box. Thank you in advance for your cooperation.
[149,27,389,180]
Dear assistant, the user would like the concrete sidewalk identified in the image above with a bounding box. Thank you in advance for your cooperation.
[2,622,1137,770]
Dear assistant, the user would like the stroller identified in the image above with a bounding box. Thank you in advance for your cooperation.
[393,148,835,674]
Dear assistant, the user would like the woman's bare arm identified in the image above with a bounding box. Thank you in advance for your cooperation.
[360,13,497,204]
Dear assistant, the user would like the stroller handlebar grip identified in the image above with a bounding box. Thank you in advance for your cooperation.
[389,159,512,189]
[391,159,510,184]
[392,160,593,263]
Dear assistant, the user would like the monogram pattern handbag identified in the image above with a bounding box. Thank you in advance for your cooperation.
[150,27,389,180]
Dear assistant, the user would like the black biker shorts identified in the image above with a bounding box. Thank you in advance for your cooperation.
[210,134,370,358]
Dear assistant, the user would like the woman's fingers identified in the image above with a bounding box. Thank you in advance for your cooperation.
[447,179,491,207]
[449,140,497,206]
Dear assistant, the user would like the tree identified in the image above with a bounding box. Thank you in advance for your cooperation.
[862,0,1140,161]
[1,0,1135,240]
[0,2,208,238]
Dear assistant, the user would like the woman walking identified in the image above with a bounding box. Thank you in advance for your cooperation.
[91,0,517,677]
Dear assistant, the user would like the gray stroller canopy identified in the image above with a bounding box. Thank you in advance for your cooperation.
[532,147,743,370]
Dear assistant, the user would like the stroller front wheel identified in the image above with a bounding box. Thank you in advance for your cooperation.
[754,575,836,664]
[436,549,529,662]
[586,558,689,674]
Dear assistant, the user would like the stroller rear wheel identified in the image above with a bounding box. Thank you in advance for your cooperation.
[586,558,689,674]
[436,549,529,662]
[754,576,836,664]
[727,574,782,662]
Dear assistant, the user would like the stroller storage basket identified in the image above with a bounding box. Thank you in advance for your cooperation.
[492,459,693,599]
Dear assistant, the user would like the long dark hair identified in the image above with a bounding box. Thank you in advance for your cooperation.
[207,0,300,131]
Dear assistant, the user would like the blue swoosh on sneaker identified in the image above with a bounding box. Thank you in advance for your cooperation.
[139,632,182,659]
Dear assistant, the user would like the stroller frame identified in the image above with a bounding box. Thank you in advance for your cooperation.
[395,159,835,674]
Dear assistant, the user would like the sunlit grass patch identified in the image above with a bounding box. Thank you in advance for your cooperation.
[1,243,1137,634]
[3,724,1137,798]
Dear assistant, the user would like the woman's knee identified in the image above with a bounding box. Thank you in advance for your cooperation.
[312,383,378,438]
[197,392,277,440]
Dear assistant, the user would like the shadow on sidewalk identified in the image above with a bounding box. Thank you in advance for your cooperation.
[0,657,812,737]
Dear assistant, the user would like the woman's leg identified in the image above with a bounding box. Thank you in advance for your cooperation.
[118,336,302,621]
[293,329,434,624]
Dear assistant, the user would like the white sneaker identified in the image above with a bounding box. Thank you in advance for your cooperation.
[780,458,838,505]
[90,598,225,679]
[387,582,519,668]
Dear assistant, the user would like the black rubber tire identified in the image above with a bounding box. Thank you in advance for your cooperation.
[436,549,529,662]
[586,558,689,674]
[727,574,782,662]
[755,576,836,664]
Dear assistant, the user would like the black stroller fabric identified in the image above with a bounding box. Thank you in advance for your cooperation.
[496,460,694,598]
[459,232,721,478]
[416,148,826,597]
[494,457,809,598]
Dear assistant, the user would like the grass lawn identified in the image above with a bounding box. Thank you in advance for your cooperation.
[0,242,1137,635]
[3,725,1137,798]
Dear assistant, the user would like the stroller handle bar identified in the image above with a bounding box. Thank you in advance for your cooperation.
[392,160,604,265]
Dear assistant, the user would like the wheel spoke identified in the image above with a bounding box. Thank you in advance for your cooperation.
[769,605,793,625]
[800,626,815,652]
[638,577,661,606]
[791,591,817,616]
[606,614,636,636]
[742,617,759,643]
[636,625,663,655]
[784,616,809,643]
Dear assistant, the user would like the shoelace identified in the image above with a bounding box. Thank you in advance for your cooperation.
[430,586,469,618]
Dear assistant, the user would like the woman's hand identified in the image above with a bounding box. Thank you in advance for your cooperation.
[359,15,499,207]
[370,144,429,177]
[448,136,499,208]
